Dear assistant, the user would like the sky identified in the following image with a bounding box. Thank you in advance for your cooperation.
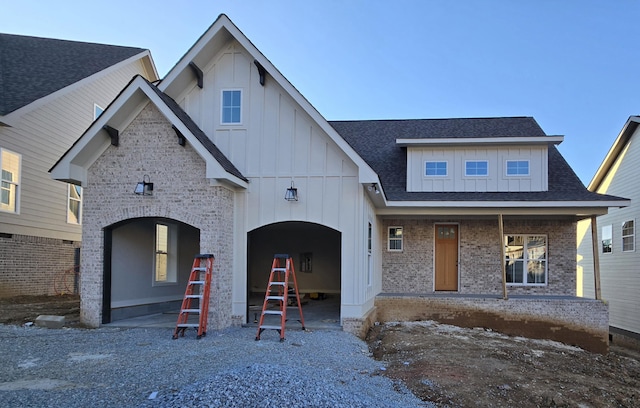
[3,0,639,185]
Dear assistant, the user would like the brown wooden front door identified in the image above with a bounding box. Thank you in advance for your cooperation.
[435,224,458,291]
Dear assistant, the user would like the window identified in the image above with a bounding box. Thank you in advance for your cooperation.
[602,225,612,254]
[94,104,104,119]
[506,160,529,176]
[388,226,403,251]
[425,161,447,176]
[504,235,547,285]
[221,90,242,124]
[154,223,177,284]
[67,184,82,224]
[465,160,488,176]
[622,220,634,252]
[367,222,373,286]
[1,149,20,213]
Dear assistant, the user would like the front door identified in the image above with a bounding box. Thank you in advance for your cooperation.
[435,224,458,291]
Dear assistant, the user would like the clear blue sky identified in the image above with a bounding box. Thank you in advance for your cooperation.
[3,1,639,185]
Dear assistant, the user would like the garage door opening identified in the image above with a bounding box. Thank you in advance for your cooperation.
[247,222,341,328]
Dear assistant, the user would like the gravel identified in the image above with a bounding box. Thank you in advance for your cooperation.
[0,324,430,407]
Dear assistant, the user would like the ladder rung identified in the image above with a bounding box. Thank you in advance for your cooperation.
[177,323,200,328]
[263,310,283,315]
[185,295,202,299]
[269,282,286,286]
[181,309,201,313]
[189,281,205,285]
[272,268,287,272]
[193,267,207,271]
[266,296,285,301]
[259,325,282,330]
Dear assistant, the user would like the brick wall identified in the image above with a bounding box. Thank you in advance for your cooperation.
[80,103,235,328]
[0,234,80,297]
[381,218,576,296]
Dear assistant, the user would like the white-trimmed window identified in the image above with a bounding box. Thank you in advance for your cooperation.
[154,223,178,284]
[506,160,529,176]
[94,104,104,119]
[67,184,82,224]
[425,161,447,176]
[622,220,634,252]
[1,148,21,213]
[465,160,488,176]
[221,89,242,124]
[504,234,547,285]
[367,222,373,286]
[602,224,612,254]
[388,226,403,251]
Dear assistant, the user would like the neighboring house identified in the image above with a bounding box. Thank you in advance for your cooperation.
[51,15,626,352]
[0,33,158,297]
[577,115,639,347]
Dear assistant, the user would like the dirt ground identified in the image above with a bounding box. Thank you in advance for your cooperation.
[2,296,639,407]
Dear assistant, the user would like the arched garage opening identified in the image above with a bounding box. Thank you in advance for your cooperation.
[103,217,199,323]
[247,221,341,327]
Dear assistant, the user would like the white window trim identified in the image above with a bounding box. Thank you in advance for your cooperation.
[0,148,21,214]
[388,226,403,252]
[424,161,448,177]
[464,160,488,176]
[622,220,635,252]
[602,224,613,254]
[505,160,530,176]
[153,222,178,286]
[504,234,548,286]
[220,89,243,125]
[367,221,373,287]
[66,184,82,225]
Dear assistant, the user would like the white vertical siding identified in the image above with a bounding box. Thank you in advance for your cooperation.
[406,145,547,192]
[0,59,152,240]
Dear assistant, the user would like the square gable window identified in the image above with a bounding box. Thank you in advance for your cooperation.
[425,161,447,176]
[221,90,242,124]
[506,160,529,176]
[465,160,488,176]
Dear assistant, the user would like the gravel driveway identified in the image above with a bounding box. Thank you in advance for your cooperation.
[0,325,428,407]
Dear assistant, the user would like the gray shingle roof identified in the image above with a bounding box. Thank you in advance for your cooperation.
[0,33,146,115]
[330,117,624,203]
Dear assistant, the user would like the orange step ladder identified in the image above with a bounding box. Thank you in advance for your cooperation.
[172,254,214,340]
[255,254,305,342]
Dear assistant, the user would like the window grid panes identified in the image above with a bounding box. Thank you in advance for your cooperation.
[622,220,634,252]
[367,222,372,286]
[67,184,82,224]
[602,225,612,253]
[465,161,488,176]
[1,149,20,213]
[425,161,447,176]
[388,226,403,251]
[506,160,529,176]
[155,224,169,282]
[221,90,242,124]
[504,235,547,285]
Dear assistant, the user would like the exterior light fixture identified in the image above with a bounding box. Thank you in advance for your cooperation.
[134,175,153,196]
[285,180,298,201]
[368,183,380,195]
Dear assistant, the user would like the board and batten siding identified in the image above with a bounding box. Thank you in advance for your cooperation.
[178,41,373,320]
[406,145,548,192]
[0,58,152,241]
[577,126,640,335]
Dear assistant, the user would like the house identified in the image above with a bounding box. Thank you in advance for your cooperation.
[50,14,626,352]
[577,115,639,348]
[0,33,158,297]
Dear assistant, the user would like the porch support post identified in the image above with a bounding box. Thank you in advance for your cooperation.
[590,216,602,300]
[498,214,508,300]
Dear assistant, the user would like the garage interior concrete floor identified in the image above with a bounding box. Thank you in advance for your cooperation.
[106,294,341,331]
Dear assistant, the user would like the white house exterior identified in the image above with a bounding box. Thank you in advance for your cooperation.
[0,34,158,297]
[51,15,626,353]
[577,115,639,346]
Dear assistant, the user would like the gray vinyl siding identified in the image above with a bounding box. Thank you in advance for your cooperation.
[577,126,640,335]
[0,59,151,241]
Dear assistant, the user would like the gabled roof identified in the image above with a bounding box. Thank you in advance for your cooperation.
[0,33,154,116]
[50,75,247,187]
[588,115,640,192]
[331,117,628,210]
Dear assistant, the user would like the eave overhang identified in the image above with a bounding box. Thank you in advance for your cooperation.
[396,136,564,147]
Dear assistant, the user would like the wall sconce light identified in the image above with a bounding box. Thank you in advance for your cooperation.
[134,175,154,196]
[368,183,380,195]
[285,180,298,201]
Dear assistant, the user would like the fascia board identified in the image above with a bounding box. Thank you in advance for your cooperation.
[158,15,378,184]
[376,207,612,218]
[588,116,640,192]
[383,199,630,209]
[396,136,564,146]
